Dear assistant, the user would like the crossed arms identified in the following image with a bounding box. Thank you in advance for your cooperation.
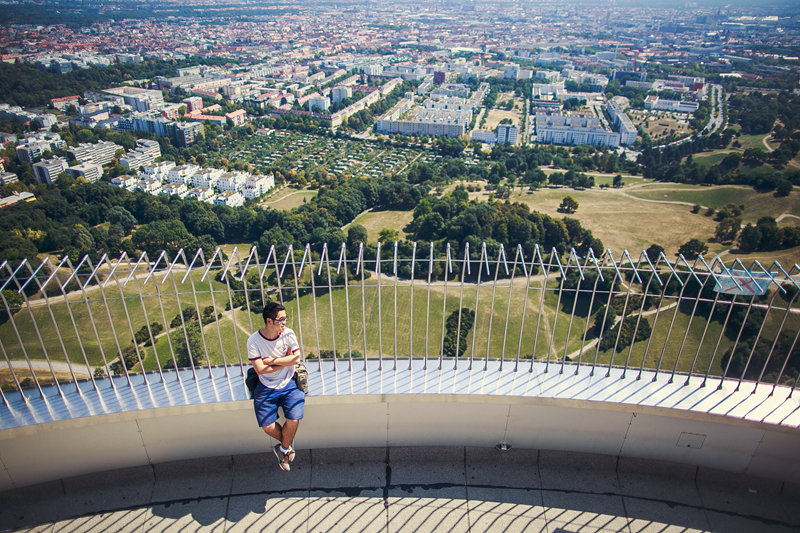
[252,348,301,375]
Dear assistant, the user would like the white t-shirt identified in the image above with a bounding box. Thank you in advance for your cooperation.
[246,327,300,390]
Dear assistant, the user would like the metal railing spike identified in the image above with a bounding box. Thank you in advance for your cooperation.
[125,251,149,285]
[241,246,259,282]
[752,260,783,293]
[769,261,800,291]
[298,244,310,277]
[161,249,184,284]
[336,242,345,274]
[279,245,293,279]
[658,251,683,286]
[447,242,453,273]
[144,251,167,285]
[356,242,363,276]
[182,248,204,284]
[622,250,642,284]
[18,257,50,293]
[517,244,528,278]
[261,245,276,280]
[550,247,565,278]
[569,248,584,280]
[638,250,661,286]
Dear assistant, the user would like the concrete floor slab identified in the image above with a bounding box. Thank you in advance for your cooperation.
[225,492,308,533]
[386,497,470,533]
[388,445,466,501]
[466,487,546,517]
[781,482,800,527]
[704,509,796,533]
[466,447,541,489]
[623,497,711,533]
[231,451,312,494]
[151,457,234,502]
[617,457,700,506]
[696,468,790,525]
[542,491,630,533]
[1,448,797,533]
[61,466,155,517]
[468,509,548,533]
[539,451,621,495]
[306,494,387,533]
[310,448,385,489]
[50,508,149,533]
[0,480,65,531]
[140,496,230,532]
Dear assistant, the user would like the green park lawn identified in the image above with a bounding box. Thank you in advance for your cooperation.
[348,209,415,243]
[625,184,800,222]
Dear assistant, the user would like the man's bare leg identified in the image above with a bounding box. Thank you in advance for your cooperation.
[281,419,299,451]
[262,422,283,442]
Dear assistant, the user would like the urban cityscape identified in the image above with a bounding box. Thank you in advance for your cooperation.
[0,0,799,531]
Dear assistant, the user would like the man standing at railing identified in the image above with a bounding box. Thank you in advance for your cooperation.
[247,302,304,472]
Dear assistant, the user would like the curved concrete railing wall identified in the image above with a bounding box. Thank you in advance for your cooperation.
[2,362,799,490]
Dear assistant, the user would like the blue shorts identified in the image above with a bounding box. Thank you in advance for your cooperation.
[253,378,305,427]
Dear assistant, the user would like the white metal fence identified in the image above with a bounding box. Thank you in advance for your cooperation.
[1,243,798,406]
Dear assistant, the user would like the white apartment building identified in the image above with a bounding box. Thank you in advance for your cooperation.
[66,162,103,183]
[606,102,638,145]
[214,191,245,208]
[644,96,700,113]
[536,70,561,83]
[15,133,67,163]
[192,168,224,189]
[331,86,352,104]
[0,171,18,185]
[161,183,188,197]
[120,150,155,171]
[187,186,213,202]
[243,174,275,199]
[32,157,69,185]
[361,64,384,76]
[134,179,161,194]
[497,124,518,145]
[503,64,520,80]
[307,95,331,112]
[110,175,137,190]
[102,87,164,112]
[217,171,249,192]
[167,164,200,185]
[68,141,120,166]
[471,130,496,143]
[141,161,176,181]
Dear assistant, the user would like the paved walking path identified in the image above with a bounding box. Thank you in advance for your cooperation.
[1,446,796,533]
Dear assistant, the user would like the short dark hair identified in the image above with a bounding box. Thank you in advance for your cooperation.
[263,302,286,323]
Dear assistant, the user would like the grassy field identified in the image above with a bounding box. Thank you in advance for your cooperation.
[0,369,78,391]
[506,187,720,257]
[260,189,318,211]
[349,209,414,243]
[483,92,525,130]
[625,184,800,222]
[736,133,771,151]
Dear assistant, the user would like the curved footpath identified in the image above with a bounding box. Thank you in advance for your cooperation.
[0,446,797,533]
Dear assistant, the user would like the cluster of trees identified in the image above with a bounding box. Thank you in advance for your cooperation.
[728,91,799,135]
[738,217,800,253]
[410,186,603,258]
[549,170,595,189]
[0,58,232,109]
[639,130,799,191]
[442,308,475,357]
